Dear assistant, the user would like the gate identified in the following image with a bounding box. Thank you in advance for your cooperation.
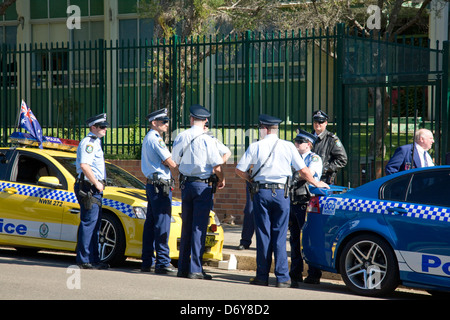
[336,26,448,187]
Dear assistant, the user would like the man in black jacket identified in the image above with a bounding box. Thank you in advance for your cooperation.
[311,110,347,185]
[303,110,347,285]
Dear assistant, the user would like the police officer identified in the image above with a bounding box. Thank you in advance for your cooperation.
[141,108,178,274]
[172,104,225,280]
[289,129,322,288]
[305,110,347,284]
[75,113,109,269]
[311,110,347,184]
[236,115,329,288]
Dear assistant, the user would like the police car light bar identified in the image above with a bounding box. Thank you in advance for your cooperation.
[9,132,79,152]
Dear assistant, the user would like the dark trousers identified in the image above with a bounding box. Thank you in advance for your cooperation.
[178,181,213,275]
[289,203,307,280]
[252,189,290,283]
[74,182,103,265]
[142,183,172,269]
[240,181,254,247]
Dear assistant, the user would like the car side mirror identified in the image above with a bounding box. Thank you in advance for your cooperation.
[38,176,62,189]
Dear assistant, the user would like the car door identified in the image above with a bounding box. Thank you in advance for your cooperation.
[381,168,450,278]
[0,150,66,245]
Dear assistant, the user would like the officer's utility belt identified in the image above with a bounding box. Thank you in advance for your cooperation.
[147,174,175,197]
[180,174,219,194]
[75,173,103,210]
[76,178,106,187]
[259,183,285,189]
[249,181,289,200]
[181,176,209,183]
[289,174,311,205]
[75,173,106,189]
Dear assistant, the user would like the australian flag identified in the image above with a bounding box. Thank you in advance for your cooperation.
[19,100,44,148]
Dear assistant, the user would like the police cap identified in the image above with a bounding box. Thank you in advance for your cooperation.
[312,110,329,123]
[259,114,282,126]
[86,113,109,127]
[146,108,169,122]
[295,129,316,145]
[189,104,211,120]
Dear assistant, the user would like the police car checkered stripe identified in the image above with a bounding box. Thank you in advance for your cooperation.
[0,182,136,218]
[319,197,450,222]
[102,198,134,217]
[0,182,78,203]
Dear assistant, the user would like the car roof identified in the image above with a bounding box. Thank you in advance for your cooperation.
[348,165,450,197]
[0,146,77,159]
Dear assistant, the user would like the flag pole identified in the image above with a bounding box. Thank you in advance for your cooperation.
[15,99,24,130]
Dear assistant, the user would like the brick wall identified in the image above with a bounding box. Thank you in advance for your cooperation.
[109,160,247,224]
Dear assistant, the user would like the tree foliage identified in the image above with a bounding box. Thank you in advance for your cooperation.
[138,0,439,40]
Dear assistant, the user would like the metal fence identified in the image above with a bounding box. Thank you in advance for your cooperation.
[1,24,448,187]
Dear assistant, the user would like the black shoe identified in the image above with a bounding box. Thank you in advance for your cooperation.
[290,279,301,288]
[188,272,212,280]
[93,262,109,270]
[276,280,291,288]
[141,266,152,272]
[155,265,177,274]
[177,272,189,278]
[303,275,320,284]
[78,262,109,270]
[249,277,268,286]
[237,244,249,250]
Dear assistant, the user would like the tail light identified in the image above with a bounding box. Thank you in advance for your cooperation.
[210,224,218,232]
[307,196,320,213]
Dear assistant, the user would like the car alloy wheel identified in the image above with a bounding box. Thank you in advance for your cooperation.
[99,218,116,262]
[98,213,126,266]
[339,234,399,297]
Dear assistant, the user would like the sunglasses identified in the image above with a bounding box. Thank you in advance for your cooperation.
[96,125,107,129]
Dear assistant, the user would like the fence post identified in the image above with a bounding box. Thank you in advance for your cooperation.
[172,35,178,131]
[98,39,105,112]
[335,23,346,184]
[1,43,7,146]
[244,30,252,149]
[442,41,450,163]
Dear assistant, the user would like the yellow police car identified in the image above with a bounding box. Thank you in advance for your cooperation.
[0,132,224,266]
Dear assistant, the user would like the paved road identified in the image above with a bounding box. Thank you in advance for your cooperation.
[0,247,431,303]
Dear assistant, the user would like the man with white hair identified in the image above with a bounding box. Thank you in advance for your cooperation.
[385,128,435,175]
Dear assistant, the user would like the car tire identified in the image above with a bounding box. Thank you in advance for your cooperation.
[339,234,399,297]
[99,212,126,266]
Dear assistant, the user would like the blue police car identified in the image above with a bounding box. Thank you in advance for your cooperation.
[302,166,450,297]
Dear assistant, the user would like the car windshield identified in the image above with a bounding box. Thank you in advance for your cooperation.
[54,156,145,189]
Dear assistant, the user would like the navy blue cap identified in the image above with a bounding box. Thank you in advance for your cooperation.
[86,113,109,127]
[312,110,329,123]
[146,108,169,122]
[295,129,316,144]
[189,104,210,120]
[259,114,282,126]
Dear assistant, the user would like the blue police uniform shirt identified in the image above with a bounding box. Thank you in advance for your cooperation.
[141,129,172,180]
[172,125,223,179]
[76,132,106,181]
[237,134,306,184]
[301,151,322,182]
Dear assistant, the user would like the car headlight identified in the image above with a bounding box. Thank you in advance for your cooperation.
[133,207,147,219]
